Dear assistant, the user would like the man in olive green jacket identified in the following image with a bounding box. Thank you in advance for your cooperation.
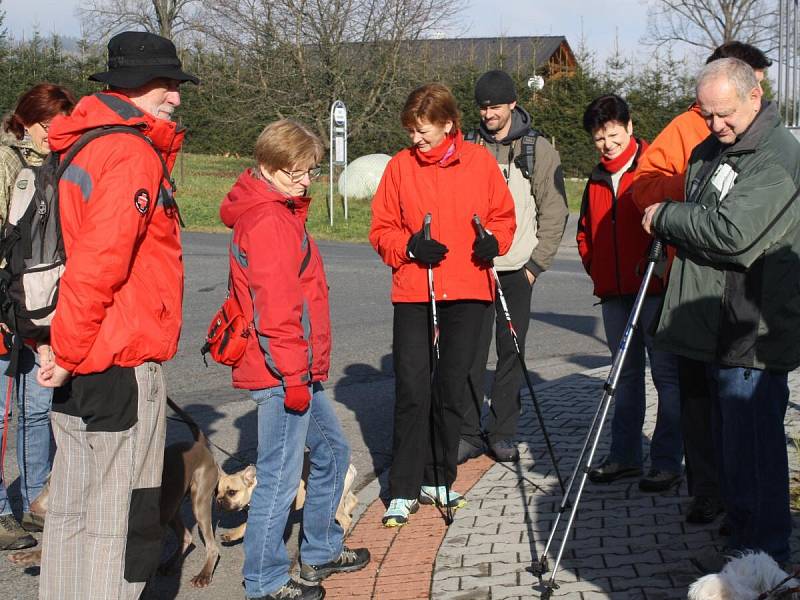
[643,58,800,568]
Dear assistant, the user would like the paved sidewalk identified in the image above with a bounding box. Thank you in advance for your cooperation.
[0,366,798,599]
[343,366,800,600]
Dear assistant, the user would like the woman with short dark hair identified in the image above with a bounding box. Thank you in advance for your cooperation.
[220,119,369,600]
[370,83,516,527]
[576,94,682,492]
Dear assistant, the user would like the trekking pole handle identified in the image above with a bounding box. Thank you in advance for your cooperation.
[472,214,486,239]
[648,238,664,262]
[423,213,432,241]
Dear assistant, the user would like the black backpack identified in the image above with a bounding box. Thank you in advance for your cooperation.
[0,125,179,375]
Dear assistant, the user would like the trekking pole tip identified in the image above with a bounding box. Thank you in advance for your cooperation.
[529,556,549,577]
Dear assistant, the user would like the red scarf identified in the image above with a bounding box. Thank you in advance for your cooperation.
[600,136,637,174]
[414,130,463,166]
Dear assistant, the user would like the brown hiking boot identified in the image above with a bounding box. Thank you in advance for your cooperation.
[21,512,45,533]
[0,514,37,550]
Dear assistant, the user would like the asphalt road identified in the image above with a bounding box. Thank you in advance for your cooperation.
[0,216,611,600]
[164,215,609,492]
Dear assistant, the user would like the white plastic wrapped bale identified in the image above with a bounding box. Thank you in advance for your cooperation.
[337,154,392,200]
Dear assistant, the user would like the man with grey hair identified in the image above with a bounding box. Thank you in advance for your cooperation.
[36,31,197,599]
[642,57,800,570]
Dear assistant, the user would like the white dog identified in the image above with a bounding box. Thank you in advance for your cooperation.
[689,551,799,600]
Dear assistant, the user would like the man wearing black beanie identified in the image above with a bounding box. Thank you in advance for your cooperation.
[461,70,568,463]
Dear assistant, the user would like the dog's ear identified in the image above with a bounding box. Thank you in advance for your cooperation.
[243,465,257,487]
[217,464,227,481]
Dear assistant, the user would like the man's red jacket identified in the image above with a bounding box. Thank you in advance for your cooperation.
[48,92,185,375]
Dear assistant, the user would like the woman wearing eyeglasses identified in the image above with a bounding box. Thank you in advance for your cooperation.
[0,83,75,552]
[220,119,369,600]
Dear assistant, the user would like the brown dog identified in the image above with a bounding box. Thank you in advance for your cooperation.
[8,398,222,588]
[216,456,359,543]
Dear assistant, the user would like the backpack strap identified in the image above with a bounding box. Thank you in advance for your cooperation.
[464,129,481,144]
[58,125,184,226]
[513,128,539,181]
[9,146,28,168]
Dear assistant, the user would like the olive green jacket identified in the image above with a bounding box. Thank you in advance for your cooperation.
[652,101,800,370]
[0,128,45,224]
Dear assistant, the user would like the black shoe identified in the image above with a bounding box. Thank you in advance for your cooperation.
[638,469,682,492]
[685,496,724,524]
[690,545,734,575]
[717,516,731,537]
[300,546,370,582]
[251,579,325,600]
[588,460,642,483]
[489,439,520,463]
[457,439,485,464]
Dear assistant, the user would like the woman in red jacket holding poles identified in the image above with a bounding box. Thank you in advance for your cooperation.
[370,83,516,527]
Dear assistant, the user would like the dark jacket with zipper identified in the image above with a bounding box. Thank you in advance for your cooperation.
[652,100,800,370]
[576,138,664,298]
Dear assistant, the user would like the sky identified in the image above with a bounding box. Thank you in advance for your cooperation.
[3,0,675,65]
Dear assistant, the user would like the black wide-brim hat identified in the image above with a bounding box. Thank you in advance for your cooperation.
[89,31,200,89]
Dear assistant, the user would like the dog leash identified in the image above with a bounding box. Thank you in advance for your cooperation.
[0,377,12,484]
[755,565,800,599]
[165,414,252,468]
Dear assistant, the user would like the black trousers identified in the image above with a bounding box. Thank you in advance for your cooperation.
[389,300,489,499]
[679,356,719,498]
[463,268,533,446]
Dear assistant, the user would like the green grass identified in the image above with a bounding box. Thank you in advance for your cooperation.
[173,153,252,231]
[174,152,585,242]
[566,178,586,213]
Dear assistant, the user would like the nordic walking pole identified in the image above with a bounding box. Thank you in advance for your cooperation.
[423,213,453,525]
[472,215,566,495]
[535,239,665,599]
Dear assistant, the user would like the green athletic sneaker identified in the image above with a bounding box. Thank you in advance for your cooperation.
[381,498,419,527]
[419,485,466,509]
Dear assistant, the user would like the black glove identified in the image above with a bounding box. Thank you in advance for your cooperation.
[407,230,448,264]
[473,231,499,263]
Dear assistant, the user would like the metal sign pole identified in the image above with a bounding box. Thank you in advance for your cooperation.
[329,100,348,225]
[329,104,335,227]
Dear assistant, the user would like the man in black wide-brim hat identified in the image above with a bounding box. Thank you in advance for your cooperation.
[36,31,197,600]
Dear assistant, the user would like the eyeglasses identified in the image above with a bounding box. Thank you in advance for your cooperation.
[279,166,322,183]
[39,121,51,131]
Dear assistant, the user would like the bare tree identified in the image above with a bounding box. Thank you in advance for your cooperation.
[78,0,201,41]
[645,0,778,53]
[197,0,462,143]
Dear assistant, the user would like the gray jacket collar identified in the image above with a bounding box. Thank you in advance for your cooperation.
[720,100,778,156]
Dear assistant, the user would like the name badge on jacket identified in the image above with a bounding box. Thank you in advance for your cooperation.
[710,162,738,203]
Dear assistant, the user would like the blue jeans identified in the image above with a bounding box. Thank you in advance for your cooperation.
[244,383,350,598]
[0,348,53,514]
[602,296,683,473]
[706,365,791,563]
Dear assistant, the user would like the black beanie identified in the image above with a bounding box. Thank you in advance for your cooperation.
[475,70,517,107]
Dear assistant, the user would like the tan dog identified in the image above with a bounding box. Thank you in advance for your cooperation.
[216,455,359,543]
[8,399,222,588]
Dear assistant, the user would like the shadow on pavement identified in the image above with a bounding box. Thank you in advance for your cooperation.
[333,354,395,495]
